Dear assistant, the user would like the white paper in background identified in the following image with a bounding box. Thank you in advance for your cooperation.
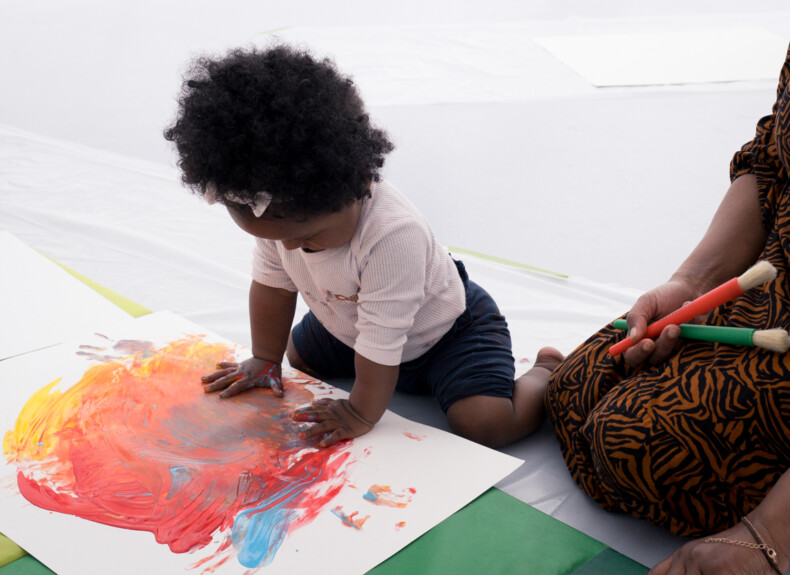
[0,311,522,575]
[0,231,131,360]
[535,28,788,87]
[265,23,575,106]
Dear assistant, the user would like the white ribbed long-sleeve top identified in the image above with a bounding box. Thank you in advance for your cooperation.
[251,180,465,366]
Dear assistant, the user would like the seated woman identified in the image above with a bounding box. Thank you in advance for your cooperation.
[545,45,790,575]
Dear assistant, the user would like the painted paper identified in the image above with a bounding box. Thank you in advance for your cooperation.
[0,311,522,574]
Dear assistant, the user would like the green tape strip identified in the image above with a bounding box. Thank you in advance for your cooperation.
[44,256,152,318]
[448,246,567,278]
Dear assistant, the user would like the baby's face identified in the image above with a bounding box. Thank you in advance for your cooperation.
[227,201,362,252]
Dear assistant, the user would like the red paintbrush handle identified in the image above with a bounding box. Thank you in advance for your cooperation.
[608,277,744,356]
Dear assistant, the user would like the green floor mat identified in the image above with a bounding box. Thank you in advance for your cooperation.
[570,547,648,575]
[370,488,607,575]
[0,555,54,575]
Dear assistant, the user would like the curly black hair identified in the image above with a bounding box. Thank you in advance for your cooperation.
[164,44,394,219]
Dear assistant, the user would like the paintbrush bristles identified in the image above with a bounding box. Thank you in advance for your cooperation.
[737,261,777,291]
[753,329,790,353]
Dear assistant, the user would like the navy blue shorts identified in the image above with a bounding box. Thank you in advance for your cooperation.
[290,260,515,412]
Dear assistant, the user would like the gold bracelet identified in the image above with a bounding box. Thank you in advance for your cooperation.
[742,516,784,575]
[704,516,783,575]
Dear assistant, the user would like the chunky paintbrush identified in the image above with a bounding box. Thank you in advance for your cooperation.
[612,319,790,352]
[609,261,778,356]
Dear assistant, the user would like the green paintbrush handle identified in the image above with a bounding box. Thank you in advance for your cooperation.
[612,319,755,347]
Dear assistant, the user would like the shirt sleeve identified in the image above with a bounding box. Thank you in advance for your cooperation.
[353,221,431,366]
[730,44,790,228]
[251,238,298,292]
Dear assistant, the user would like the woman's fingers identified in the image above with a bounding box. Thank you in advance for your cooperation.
[647,325,681,365]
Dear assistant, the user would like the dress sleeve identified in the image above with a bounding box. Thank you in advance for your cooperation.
[730,44,790,227]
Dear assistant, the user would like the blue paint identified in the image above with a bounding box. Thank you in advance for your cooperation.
[230,467,319,568]
[330,507,360,529]
[167,465,191,499]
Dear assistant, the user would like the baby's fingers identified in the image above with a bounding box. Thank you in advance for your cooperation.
[267,375,284,397]
[217,377,255,398]
[318,428,353,448]
[203,371,243,393]
[201,366,237,384]
[292,409,322,422]
[297,420,335,440]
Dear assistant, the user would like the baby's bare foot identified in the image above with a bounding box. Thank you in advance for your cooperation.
[533,347,564,372]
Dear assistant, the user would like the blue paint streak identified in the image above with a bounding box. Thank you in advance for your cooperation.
[167,465,191,499]
[330,507,360,529]
[231,467,322,568]
[362,491,376,503]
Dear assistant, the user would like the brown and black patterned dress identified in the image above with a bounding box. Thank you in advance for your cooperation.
[545,45,790,538]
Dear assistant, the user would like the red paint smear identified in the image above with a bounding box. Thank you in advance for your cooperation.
[4,336,353,569]
[402,432,425,441]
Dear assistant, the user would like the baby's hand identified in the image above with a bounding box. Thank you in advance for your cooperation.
[201,358,283,398]
[292,398,374,447]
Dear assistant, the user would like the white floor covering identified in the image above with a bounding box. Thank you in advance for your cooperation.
[3,1,790,568]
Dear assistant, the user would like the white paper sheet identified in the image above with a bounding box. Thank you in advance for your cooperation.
[0,311,522,575]
[536,28,788,87]
[0,231,131,360]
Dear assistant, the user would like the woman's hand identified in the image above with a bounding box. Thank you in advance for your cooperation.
[623,279,701,367]
[291,398,375,447]
[649,520,784,575]
[201,358,283,398]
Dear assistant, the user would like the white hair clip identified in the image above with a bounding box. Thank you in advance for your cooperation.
[204,182,272,217]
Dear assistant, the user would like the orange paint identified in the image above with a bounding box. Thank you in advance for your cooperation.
[3,335,353,570]
[363,485,416,508]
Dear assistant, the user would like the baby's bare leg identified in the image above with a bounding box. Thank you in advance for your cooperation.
[446,347,564,449]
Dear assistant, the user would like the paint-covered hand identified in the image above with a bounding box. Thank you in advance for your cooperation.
[291,398,375,447]
[201,358,283,398]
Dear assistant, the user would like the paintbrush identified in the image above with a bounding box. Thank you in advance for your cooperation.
[609,260,778,356]
[612,319,790,352]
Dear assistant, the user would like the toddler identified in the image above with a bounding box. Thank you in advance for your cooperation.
[164,44,562,448]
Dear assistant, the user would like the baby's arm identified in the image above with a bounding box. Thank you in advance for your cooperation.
[202,280,297,397]
[248,280,298,363]
[292,353,398,447]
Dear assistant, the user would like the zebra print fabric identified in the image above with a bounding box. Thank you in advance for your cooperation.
[545,44,790,538]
